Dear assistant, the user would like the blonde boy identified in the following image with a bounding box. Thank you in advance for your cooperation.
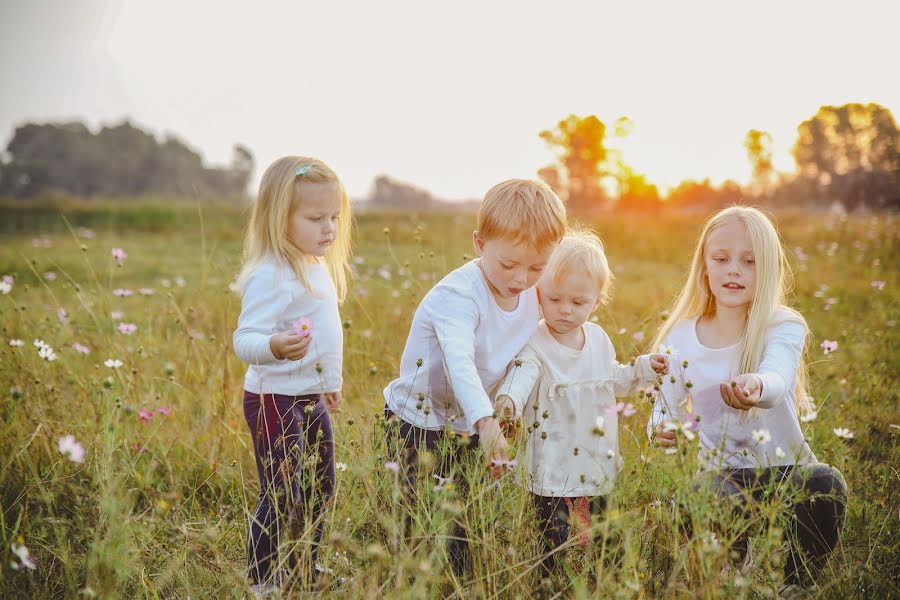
[383,178,566,576]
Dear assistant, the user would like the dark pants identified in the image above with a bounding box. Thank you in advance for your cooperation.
[532,494,607,576]
[243,391,336,585]
[703,462,846,586]
[385,410,480,578]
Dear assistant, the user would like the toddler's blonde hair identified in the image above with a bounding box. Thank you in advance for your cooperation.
[543,227,613,304]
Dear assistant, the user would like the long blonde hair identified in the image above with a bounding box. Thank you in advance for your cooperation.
[652,206,811,415]
[237,156,352,301]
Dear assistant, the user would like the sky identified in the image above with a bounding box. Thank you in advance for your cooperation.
[1,0,897,199]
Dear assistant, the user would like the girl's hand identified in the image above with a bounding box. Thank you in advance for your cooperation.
[653,422,677,447]
[720,373,762,410]
[270,331,312,361]
[493,395,518,438]
[649,354,669,375]
[324,391,342,412]
[475,416,511,479]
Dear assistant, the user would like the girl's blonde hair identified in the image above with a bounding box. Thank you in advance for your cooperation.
[237,156,352,301]
[543,227,613,304]
[652,206,811,415]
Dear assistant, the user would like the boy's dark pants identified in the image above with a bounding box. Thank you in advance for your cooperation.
[385,409,481,578]
[532,494,607,577]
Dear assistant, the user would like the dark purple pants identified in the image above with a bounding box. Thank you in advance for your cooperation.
[243,390,336,585]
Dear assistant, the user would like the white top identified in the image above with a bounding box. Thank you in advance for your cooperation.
[647,311,816,469]
[233,259,343,395]
[498,321,656,497]
[384,260,540,435]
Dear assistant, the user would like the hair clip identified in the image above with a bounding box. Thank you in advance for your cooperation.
[296,165,311,176]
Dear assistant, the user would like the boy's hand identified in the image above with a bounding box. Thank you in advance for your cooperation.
[653,422,677,447]
[475,416,510,479]
[720,374,762,410]
[493,395,518,438]
[650,354,669,375]
[270,331,312,361]
[324,391,342,412]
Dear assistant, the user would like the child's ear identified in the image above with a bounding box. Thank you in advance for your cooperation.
[472,230,485,256]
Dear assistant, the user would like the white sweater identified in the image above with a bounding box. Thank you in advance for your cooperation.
[498,321,656,497]
[384,260,540,434]
[233,259,343,395]
[647,312,816,469]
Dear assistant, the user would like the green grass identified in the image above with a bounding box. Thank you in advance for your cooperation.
[0,202,897,598]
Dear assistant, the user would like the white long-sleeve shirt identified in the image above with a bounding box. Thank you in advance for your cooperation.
[383,260,540,435]
[233,259,343,395]
[647,311,816,469]
[498,321,657,497]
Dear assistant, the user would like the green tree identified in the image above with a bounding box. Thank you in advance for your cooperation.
[744,129,774,194]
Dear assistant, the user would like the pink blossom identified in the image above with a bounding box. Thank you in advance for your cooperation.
[72,342,90,355]
[156,406,171,417]
[871,281,886,291]
[43,271,57,281]
[622,403,637,417]
[138,288,156,295]
[111,248,127,266]
[138,409,154,422]
[57,307,68,324]
[113,288,134,297]
[118,322,138,335]
[632,331,645,342]
[385,461,400,473]
[58,434,86,463]
[2,274,13,284]
[820,340,838,355]
[293,317,314,336]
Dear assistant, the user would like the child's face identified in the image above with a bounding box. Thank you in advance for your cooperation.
[287,183,342,257]
[704,220,757,310]
[473,233,554,299]
[538,267,601,336]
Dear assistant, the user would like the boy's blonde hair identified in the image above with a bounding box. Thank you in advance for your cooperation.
[237,156,352,301]
[652,206,811,416]
[478,179,566,251]
[543,228,613,304]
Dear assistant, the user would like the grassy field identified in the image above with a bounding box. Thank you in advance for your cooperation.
[0,201,897,599]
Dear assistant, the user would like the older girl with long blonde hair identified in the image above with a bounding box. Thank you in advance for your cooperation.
[647,206,846,591]
[233,156,351,594]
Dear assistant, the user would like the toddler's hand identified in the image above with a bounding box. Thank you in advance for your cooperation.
[475,416,511,479]
[720,373,762,410]
[324,390,342,412]
[650,354,669,375]
[653,422,677,448]
[270,330,312,361]
[493,395,518,438]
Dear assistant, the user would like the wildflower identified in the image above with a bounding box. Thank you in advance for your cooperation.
[355,287,368,297]
[606,449,615,460]
[43,271,57,281]
[58,434,85,463]
[57,307,68,325]
[293,317,314,337]
[361,329,372,338]
[38,344,57,362]
[659,344,677,355]
[156,406,171,417]
[0,280,10,294]
[751,429,772,445]
[160,278,172,288]
[9,339,24,347]
[606,402,636,417]
[10,543,36,571]
[833,428,854,440]
[871,281,886,291]
[77,227,95,238]
[335,462,347,472]
[33,339,48,350]
[820,340,838,355]
[824,297,838,311]
[775,447,786,460]
[617,327,627,335]
[174,277,186,287]
[433,474,453,491]
[138,288,155,296]
[632,331,645,342]
[377,267,391,280]
[385,461,400,473]
[104,359,123,369]
[663,420,696,441]
[111,311,124,321]
[113,289,134,297]
[32,236,52,248]
[111,248,127,266]
[138,409,154,422]
[800,410,818,423]
[227,281,240,293]
[117,323,138,335]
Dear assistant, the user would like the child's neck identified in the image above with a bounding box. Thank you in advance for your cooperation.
[546,321,586,350]
[698,305,748,348]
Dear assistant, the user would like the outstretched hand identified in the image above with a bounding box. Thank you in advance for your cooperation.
[720,373,762,410]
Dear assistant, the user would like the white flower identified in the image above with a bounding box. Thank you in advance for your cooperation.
[833,428,854,440]
[174,277,186,288]
[104,359,123,369]
[775,447,786,460]
[0,280,11,294]
[606,449,615,459]
[58,434,85,463]
[9,339,24,347]
[800,410,818,423]
[663,420,696,441]
[594,416,605,430]
[11,543,36,570]
[751,429,772,445]
[658,344,678,355]
[33,339,48,350]
[335,462,347,472]
[38,345,57,362]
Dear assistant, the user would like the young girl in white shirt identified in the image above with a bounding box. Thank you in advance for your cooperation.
[233,156,351,593]
[647,206,846,591]
[495,230,668,577]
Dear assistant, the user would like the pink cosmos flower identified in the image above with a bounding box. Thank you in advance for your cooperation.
[118,323,137,335]
[111,248,127,266]
[871,281,886,291]
[138,409,154,422]
[632,331,645,342]
[820,340,838,355]
[113,289,134,297]
[72,342,90,355]
[293,317,314,337]
[57,307,68,324]
[43,271,57,281]
[156,406,171,417]
[385,461,400,473]
[58,434,86,463]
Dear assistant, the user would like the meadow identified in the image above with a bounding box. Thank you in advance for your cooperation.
[0,200,897,599]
